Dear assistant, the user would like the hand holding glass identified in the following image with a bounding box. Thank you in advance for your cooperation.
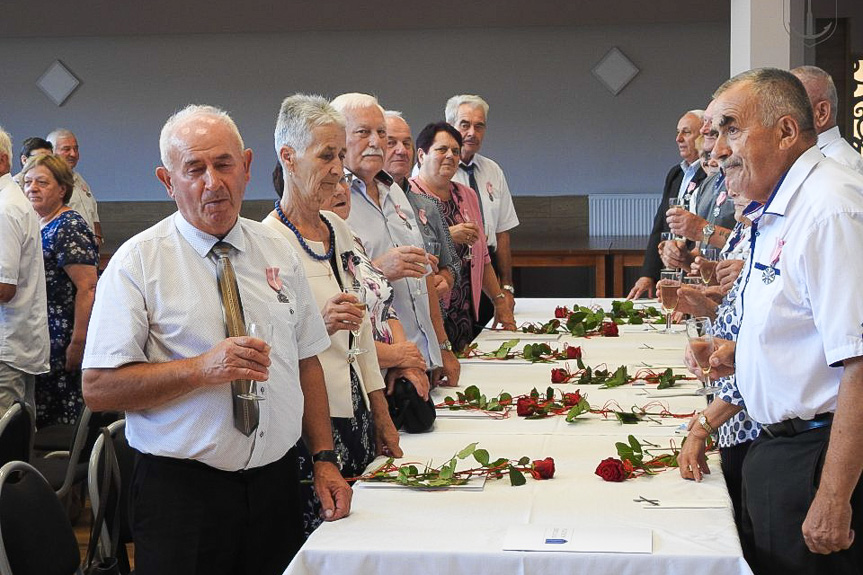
[238,321,272,401]
[342,287,368,357]
[685,316,720,395]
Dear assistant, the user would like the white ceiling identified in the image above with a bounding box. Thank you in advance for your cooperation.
[0,0,729,38]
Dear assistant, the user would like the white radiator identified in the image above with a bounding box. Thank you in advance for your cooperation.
[588,194,660,236]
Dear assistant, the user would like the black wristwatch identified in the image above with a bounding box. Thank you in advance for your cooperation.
[312,449,342,470]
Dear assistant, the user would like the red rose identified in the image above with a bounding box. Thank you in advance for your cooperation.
[562,391,582,406]
[595,457,628,482]
[531,457,556,480]
[554,306,570,318]
[550,368,569,384]
[565,344,582,359]
[600,322,619,337]
[516,397,536,417]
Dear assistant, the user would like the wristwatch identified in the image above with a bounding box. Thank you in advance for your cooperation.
[702,223,716,244]
[440,339,453,351]
[312,449,342,470]
[502,284,515,296]
[698,412,714,435]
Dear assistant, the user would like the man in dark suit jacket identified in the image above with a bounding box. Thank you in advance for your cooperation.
[628,110,706,299]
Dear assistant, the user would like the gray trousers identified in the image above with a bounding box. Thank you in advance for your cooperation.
[0,362,35,416]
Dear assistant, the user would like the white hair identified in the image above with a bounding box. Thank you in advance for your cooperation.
[159,104,244,170]
[330,93,385,117]
[0,127,11,170]
[445,95,489,125]
[274,94,345,157]
[384,110,404,120]
[685,109,705,121]
[46,128,75,147]
[791,65,839,124]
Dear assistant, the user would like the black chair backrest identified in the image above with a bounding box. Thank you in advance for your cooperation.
[0,403,33,469]
[96,422,133,544]
[0,461,80,575]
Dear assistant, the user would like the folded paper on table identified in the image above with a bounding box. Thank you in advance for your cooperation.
[502,525,652,554]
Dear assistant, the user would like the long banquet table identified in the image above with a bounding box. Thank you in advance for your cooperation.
[284,299,753,575]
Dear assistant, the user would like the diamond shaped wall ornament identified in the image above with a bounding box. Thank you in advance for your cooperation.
[37,60,81,106]
[591,47,639,96]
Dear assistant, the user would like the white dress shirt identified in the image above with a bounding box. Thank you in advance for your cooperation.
[262,210,385,418]
[67,172,100,234]
[83,213,330,471]
[451,154,519,249]
[347,174,443,370]
[736,147,863,424]
[0,174,50,374]
[818,126,863,175]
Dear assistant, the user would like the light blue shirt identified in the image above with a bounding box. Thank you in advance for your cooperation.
[347,173,443,369]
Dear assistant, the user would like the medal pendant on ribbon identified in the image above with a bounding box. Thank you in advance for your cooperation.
[713,206,720,218]
[762,266,776,284]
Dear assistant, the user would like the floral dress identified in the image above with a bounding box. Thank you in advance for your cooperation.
[349,235,397,344]
[437,198,474,352]
[36,210,97,427]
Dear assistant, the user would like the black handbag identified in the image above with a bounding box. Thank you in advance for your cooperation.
[83,427,122,575]
[387,377,436,433]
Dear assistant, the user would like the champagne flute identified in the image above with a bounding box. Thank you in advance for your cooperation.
[411,242,431,296]
[668,198,685,240]
[685,316,720,395]
[659,269,682,334]
[342,287,368,357]
[462,212,474,261]
[699,247,721,285]
[238,321,272,401]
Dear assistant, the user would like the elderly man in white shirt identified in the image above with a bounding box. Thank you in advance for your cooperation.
[445,95,519,331]
[792,65,863,175]
[0,127,49,414]
[82,106,350,575]
[678,68,863,575]
[331,92,461,387]
[46,128,103,246]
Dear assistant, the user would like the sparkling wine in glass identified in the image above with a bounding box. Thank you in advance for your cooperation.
[699,247,721,285]
[343,287,368,357]
[685,316,720,395]
[668,198,685,240]
[238,321,272,401]
[659,269,682,334]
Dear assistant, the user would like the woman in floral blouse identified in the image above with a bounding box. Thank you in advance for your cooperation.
[22,154,97,427]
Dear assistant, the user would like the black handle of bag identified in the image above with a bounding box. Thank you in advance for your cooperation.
[83,427,122,574]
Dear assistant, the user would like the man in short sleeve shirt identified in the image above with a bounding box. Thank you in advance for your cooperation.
[47,129,103,245]
[681,69,863,575]
[82,106,350,575]
[446,95,519,325]
[0,127,49,413]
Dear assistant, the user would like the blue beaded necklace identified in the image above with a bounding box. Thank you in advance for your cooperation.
[274,200,335,261]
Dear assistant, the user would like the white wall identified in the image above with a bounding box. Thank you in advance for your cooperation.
[0,23,728,201]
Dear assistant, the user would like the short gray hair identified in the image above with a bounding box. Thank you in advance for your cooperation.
[714,68,815,134]
[46,128,75,147]
[274,94,345,157]
[685,109,705,121]
[0,127,11,167]
[159,104,244,170]
[445,95,489,125]
[330,93,384,117]
[384,110,404,120]
[791,65,839,124]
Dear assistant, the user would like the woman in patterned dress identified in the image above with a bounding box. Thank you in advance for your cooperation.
[21,154,97,427]
[409,122,516,352]
[263,94,402,537]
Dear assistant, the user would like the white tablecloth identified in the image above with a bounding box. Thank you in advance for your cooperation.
[285,298,754,575]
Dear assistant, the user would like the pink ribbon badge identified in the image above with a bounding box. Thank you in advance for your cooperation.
[266,267,283,292]
[715,191,727,207]
[769,238,784,267]
[687,181,697,193]
[394,204,408,221]
[418,208,428,225]
[486,182,495,201]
